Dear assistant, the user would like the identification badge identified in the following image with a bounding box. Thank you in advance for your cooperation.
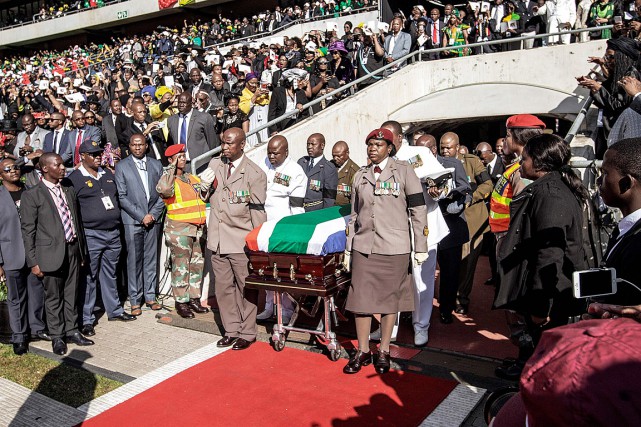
[309,179,321,192]
[230,189,251,204]
[337,183,351,197]
[101,195,115,210]
[374,181,400,196]
[408,154,423,169]
[274,172,291,187]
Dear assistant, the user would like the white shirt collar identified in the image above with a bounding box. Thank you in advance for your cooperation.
[487,154,498,171]
[311,154,323,168]
[619,207,641,237]
[230,154,244,170]
[79,164,106,180]
[375,157,389,171]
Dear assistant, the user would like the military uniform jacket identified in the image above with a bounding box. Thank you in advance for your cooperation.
[260,156,307,222]
[206,155,267,254]
[459,153,493,239]
[346,158,428,255]
[335,158,360,206]
[297,156,338,211]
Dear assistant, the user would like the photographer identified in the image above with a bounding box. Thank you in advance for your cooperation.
[215,94,249,137]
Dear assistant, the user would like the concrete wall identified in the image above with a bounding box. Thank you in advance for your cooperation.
[247,40,606,167]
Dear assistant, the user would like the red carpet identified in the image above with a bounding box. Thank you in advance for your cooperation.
[81,342,457,427]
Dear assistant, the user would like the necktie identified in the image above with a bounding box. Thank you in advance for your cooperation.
[374,165,382,174]
[53,186,74,242]
[25,133,31,147]
[53,131,60,154]
[308,158,314,172]
[74,130,83,165]
[433,23,438,45]
[137,159,150,200]
[227,163,234,179]
[180,114,187,146]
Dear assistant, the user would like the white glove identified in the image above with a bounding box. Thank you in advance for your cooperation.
[342,250,351,273]
[199,168,216,192]
[446,200,465,215]
[414,252,429,265]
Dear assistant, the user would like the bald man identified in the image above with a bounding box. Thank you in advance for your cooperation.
[256,135,307,323]
[475,142,505,184]
[205,128,267,350]
[298,133,338,211]
[331,141,360,206]
[440,132,493,315]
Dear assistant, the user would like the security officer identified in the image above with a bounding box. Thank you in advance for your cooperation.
[68,140,136,338]
[331,140,360,206]
[256,135,307,323]
[200,127,267,351]
[440,132,493,315]
[298,133,338,211]
[156,144,210,319]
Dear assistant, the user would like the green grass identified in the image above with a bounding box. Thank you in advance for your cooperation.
[0,343,123,407]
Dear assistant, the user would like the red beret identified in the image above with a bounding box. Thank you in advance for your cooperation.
[365,128,394,145]
[165,144,185,158]
[506,114,546,129]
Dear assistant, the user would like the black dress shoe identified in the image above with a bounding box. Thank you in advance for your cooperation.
[175,302,195,319]
[188,298,210,314]
[343,350,372,374]
[109,313,137,322]
[232,338,256,350]
[13,342,28,356]
[455,304,469,315]
[217,336,238,348]
[440,312,453,324]
[375,350,391,374]
[80,325,96,337]
[495,361,524,381]
[52,338,67,355]
[67,332,95,346]
[31,330,52,341]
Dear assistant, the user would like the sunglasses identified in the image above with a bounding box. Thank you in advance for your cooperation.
[317,61,328,64]
[84,151,104,157]
[330,51,340,55]
[84,115,95,119]
[2,165,19,172]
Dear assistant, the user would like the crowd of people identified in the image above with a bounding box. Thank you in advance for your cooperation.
[1,0,112,28]
[0,2,640,405]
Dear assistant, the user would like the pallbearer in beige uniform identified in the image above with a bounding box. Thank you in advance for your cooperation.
[200,127,267,351]
[343,128,429,375]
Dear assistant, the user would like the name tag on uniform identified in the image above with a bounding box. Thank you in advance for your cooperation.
[309,179,321,192]
[274,172,291,187]
[230,189,251,204]
[407,154,423,169]
[375,182,400,196]
[102,195,115,210]
[337,183,351,197]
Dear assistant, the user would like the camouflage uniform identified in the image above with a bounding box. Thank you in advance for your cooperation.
[164,218,206,303]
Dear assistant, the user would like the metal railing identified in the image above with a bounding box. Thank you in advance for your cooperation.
[0,0,130,32]
[191,25,612,174]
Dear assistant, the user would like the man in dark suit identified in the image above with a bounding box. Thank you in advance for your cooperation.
[63,110,102,167]
[475,141,506,285]
[102,99,126,148]
[42,112,70,156]
[167,92,219,173]
[331,140,360,206]
[20,153,93,355]
[428,9,446,60]
[0,159,48,355]
[115,134,165,316]
[122,102,166,162]
[186,68,213,99]
[593,139,641,307]
[298,133,338,211]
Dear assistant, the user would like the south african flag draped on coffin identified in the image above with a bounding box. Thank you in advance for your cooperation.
[246,205,351,255]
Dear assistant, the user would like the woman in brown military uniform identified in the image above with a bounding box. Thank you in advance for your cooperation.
[343,128,429,374]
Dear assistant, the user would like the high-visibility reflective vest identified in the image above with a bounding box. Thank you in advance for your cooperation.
[165,174,207,225]
[489,161,520,233]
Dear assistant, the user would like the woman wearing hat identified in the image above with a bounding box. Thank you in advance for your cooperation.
[239,72,270,148]
[156,143,211,319]
[442,9,470,57]
[343,128,429,375]
[328,40,354,85]
[267,69,310,136]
